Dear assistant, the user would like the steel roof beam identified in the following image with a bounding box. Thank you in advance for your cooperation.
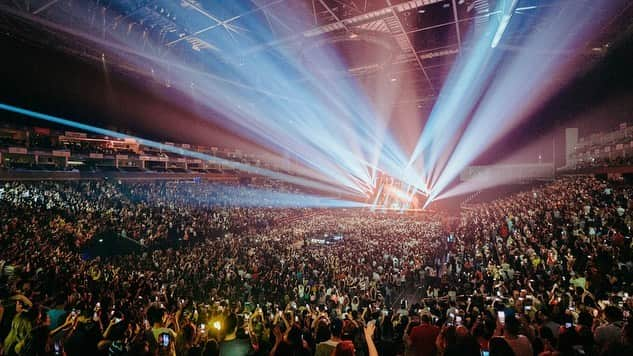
[166,0,285,47]
[317,0,351,32]
[32,0,58,15]
[385,0,435,94]
[450,0,462,51]
[243,0,444,56]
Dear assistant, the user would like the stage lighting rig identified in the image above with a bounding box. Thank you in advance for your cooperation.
[367,172,429,211]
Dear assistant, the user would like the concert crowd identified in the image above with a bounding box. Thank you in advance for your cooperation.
[0,176,631,356]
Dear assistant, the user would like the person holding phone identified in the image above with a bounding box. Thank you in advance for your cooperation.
[63,305,103,356]
[407,314,440,356]
[492,314,532,356]
[315,318,343,356]
[270,322,311,356]
[146,305,178,356]
[98,315,128,356]
[330,321,378,356]
[174,323,204,356]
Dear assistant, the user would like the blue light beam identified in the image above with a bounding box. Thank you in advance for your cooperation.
[0,102,361,197]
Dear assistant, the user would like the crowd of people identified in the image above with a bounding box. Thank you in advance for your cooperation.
[0,176,631,356]
[574,156,633,170]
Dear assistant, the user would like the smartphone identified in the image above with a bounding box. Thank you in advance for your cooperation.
[497,311,505,324]
[456,316,462,325]
[565,322,572,328]
[481,351,490,356]
[199,324,205,332]
[54,340,62,355]
[160,333,170,347]
[524,306,531,311]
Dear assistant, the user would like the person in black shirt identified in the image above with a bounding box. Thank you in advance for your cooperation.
[64,307,101,356]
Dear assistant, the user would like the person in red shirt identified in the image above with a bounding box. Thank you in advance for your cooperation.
[407,314,440,356]
[499,224,509,239]
[612,230,625,248]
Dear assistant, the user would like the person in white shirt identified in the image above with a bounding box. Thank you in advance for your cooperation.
[315,318,343,356]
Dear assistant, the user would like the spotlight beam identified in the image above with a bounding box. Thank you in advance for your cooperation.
[166,184,371,208]
[408,18,500,180]
[10,1,417,198]
[425,0,623,204]
[491,0,520,48]
[0,4,296,102]
[0,102,361,197]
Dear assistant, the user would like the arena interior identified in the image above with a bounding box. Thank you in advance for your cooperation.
[1,1,633,356]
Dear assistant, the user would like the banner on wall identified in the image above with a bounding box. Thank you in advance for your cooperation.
[52,150,70,158]
[34,127,51,135]
[65,131,87,138]
[8,147,27,154]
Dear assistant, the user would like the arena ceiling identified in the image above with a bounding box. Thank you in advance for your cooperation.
[1,0,631,113]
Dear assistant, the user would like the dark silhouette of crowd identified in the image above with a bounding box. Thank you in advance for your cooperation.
[0,176,630,356]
